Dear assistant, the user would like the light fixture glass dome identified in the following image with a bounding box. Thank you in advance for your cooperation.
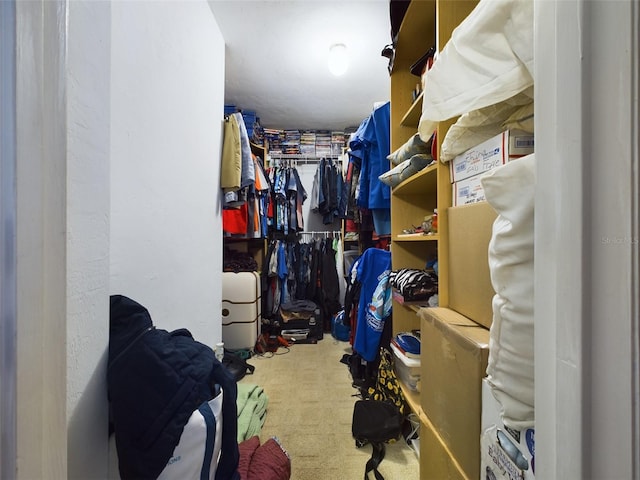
[328,43,348,76]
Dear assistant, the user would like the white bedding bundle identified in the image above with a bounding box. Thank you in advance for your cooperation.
[417,0,536,429]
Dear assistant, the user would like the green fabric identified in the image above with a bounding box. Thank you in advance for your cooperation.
[236,383,269,442]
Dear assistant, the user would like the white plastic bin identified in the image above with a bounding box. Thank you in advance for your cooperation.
[221,271,261,350]
[390,342,421,391]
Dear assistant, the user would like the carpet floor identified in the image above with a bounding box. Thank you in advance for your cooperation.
[239,336,420,480]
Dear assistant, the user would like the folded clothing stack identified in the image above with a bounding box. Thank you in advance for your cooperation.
[389,268,438,302]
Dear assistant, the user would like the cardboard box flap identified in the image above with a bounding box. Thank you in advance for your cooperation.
[420,306,490,479]
[448,202,497,329]
[419,307,490,352]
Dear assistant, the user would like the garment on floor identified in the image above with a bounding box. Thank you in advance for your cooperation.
[236,384,269,442]
[108,295,240,480]
[237,436,291,480]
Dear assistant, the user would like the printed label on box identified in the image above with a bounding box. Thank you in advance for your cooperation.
[512,134,534,151]
[450,130,534,183]
[453,174,485,206]
[450,132,507,183]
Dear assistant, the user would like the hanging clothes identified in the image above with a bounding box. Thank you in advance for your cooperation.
[353,248,392,362]
[221,111,271,238]
[310,158,344,225]
[223,154,271,238]
[349,102,392,236]
[261,235,341,327]
[266,163,307,236]
[221,114,242,193]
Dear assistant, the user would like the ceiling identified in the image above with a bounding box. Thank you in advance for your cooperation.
[208,0,393,132]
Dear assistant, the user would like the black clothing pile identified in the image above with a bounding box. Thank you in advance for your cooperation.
[108,295,240,480]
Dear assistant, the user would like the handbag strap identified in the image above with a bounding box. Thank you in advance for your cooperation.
[364,442,386,480]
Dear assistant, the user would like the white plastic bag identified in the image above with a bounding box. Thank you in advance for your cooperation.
[157,391,224,480]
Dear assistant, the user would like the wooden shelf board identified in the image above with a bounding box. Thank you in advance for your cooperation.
[393,163,438,195]
[393,233,439,242]
[399,380,429,426]
[395,1,437,64]
[400,92,424,128]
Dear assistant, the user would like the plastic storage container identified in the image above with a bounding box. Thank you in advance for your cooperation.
[390,342,421,391]
[222,271,261,350]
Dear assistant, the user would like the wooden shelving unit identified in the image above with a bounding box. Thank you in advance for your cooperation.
[389,1,480,478]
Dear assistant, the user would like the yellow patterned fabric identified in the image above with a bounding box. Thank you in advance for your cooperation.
[367,347,408,415]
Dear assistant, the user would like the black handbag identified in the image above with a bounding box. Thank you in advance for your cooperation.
[352,400,403,480]
[222,350,255,382]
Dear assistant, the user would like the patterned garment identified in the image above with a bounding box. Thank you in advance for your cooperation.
[367,347,408,416]
[389,268,438,301]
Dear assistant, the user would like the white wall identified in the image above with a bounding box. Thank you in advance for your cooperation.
[110,0,225,346]
[11,1,226,478]
[535,1,638,478]
[67,1,112,478]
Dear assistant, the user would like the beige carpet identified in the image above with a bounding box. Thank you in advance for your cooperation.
[239,337,420,480]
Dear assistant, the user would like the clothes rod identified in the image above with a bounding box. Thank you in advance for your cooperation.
[268,154,341,162]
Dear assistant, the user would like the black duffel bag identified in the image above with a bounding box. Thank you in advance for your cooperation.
[352,399,403,480]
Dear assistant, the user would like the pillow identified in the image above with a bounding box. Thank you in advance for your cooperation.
[502,101,534,133]
[378,154,432,188]
[481,154,535,429]
[387,133,432,166]
[439,88,533,163]
[418,0,534,140]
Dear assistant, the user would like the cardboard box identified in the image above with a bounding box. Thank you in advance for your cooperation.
[481,379,536,479]
[420,416,469,480]
[453,173,486,206]
[448,202,497,329]
[419,307,490,480]
[481,425,535,480]
[449,130,534,183]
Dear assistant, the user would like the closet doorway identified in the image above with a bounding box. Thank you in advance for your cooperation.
[0,0,18,477]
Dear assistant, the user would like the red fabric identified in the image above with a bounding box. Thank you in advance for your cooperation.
[223,203,248,235]
[246,438,291,480]
[237,436,261,480]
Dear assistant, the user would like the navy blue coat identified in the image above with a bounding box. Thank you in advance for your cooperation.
[108,295,240,480]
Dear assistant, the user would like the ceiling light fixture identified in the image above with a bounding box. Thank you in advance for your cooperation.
[328,43,348,76]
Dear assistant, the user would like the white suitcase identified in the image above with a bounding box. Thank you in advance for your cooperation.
[221,271,261,350]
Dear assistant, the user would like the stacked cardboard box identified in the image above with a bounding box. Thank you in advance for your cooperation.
[450,130,534,206]
[420,307,490,479]
[481,379,536,479]
[417,201,497,479]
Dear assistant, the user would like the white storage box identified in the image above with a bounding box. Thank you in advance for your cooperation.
[390,342,421,391]
[452,173,486,206]
[481,378,536,479]
[222,271,261,350]
[449,130,534,183]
